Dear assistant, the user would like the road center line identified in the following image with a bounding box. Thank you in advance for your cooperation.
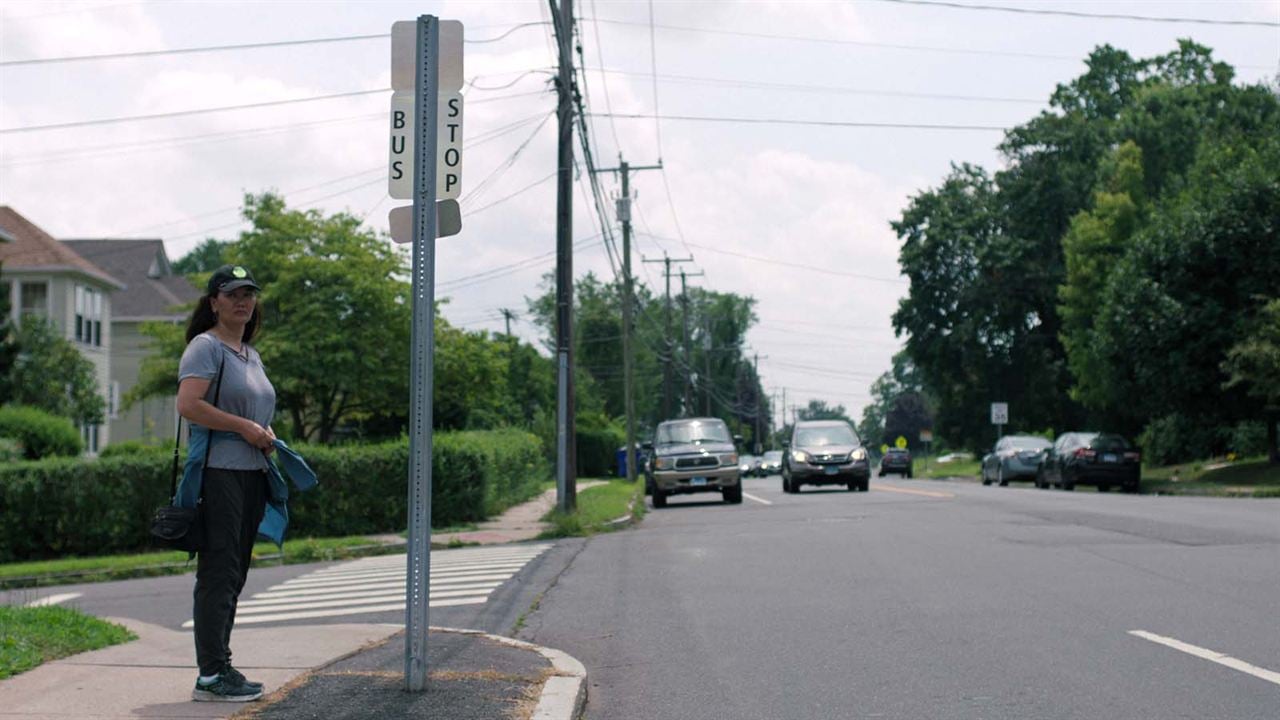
[875,484,954,499]
[743,492,773,505]
[1129,630,1280,687]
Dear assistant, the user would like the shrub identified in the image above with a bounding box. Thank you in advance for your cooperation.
[0,429,549,562]
[576,423,625,478]
[0,406,82,459]
[1139,414,1217,466]
[98,441,167,459]
[0,438,22,463]
[1227,422,1268,458]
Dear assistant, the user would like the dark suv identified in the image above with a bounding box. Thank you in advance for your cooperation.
[643,417,742,507]
[782,420,871,493]
[879,448,913,478]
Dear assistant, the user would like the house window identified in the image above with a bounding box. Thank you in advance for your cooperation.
[81,423,100,455]
[20,282,47,319]
[108,381,121,420]
[75,285,103,347]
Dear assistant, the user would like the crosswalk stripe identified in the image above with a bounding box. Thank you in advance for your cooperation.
[181,544,552,627]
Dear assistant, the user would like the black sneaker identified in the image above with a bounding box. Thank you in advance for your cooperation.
[191,674,262,702]
[223,664,264,692]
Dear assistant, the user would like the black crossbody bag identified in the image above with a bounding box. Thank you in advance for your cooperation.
[149,356,225,552]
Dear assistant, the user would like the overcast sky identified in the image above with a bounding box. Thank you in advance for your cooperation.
[2,0,1277,429]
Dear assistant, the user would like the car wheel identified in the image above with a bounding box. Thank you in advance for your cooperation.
[652,488,667,508]
[879,470,885,478]
[905,469,913,479]
[723,484,743,504]
[1035,470,1046,489]
[860,479,870,492]
[1061,471,1075,491]
[1098,483,1111,493]
[982,467,992,485]
[1124,482,1139,494]
[998,466,1008,487]
[847,481,857,492]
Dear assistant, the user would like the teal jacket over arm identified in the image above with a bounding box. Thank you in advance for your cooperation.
[176,431,318,547]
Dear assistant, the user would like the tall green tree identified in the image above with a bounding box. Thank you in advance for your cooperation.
[6,317,104,424]
[171,238,230,274]
[1223,298,1280,463]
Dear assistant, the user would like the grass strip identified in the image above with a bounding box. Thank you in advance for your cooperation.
[1141,458,1280,497]
[539,479,644,538]
[0,605,136,679]
[0,535,400,590]
[917,459,981,480]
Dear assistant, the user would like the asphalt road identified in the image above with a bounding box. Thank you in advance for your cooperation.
[517,474,1280,720]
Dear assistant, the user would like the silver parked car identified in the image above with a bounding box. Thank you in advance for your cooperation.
[981,435,1052,486]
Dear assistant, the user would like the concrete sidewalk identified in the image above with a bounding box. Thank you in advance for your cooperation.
[0,488,595,720]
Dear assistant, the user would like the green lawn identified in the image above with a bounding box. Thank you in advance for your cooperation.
[0,535,401,590]
[917,458,981,480]
[1140,457,1280,497]
[0,605,136,679]
[539,479,644,538]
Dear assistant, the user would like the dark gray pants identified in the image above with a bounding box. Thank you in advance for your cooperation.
[194,467,268,677]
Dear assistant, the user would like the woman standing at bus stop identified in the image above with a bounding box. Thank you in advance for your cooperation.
[176,264,276,702]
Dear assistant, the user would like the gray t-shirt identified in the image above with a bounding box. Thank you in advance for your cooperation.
[178,332,277,470]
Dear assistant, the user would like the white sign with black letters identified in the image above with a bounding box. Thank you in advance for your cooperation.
[389,92,463,200]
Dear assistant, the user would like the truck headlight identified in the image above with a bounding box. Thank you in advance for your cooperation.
[720,453,738,466]
[851,448,868,461]
[654,457,674,470]
[791,450,809,463]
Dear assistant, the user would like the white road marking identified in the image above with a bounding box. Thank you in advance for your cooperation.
[181,544,552,627]
[1129,630,1280,687]
[875,483,954,499]
[742,492,773,505]
[25,592,81,607]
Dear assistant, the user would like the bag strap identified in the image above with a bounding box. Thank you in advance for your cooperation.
[169,352,227,501]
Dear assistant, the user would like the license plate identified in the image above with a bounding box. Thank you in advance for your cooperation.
[1103,453,1117,463]
[691,476,707,486]
[824,466,838,475]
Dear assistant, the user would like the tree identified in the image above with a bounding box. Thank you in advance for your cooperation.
[859,351,929,450]
[6,317,104,424]
[171,238,230,275]
[1223,299,1280,463]
[0,262,18,403]
[797,399,854,424]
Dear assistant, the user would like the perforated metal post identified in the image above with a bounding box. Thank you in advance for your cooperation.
[405,14,439,693]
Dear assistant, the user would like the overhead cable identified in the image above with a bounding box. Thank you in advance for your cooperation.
[594,113,1007,132]
[0,22,551,67]
[651,237,908,284]
[872,0,1279,28]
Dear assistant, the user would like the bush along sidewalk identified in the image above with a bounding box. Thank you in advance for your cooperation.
[0,428,549,564]
[539,479,645,539]
[0,605,136,679]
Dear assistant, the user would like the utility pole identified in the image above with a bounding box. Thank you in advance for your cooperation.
[679,269,703,416]
[703,315,713,416]
[499,308,517,337]
[593,158,661,484]
[781,386,787,442]
[643,252,694,419]
[552,0,575,512]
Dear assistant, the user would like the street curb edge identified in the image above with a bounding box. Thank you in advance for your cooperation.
[430,626,586,720]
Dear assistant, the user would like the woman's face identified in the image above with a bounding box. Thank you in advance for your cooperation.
[211,287,258,327]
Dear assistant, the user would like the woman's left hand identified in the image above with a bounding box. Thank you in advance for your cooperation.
[263,426,277,456]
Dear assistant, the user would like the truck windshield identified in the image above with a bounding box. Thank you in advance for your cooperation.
[656,420,732,445]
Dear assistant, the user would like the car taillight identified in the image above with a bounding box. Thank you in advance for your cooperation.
[1074,448,1096,459]
[1123,451,1140,462]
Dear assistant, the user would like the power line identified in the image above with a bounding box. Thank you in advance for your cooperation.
[593,113,1009,131]
[583,15,1275,69]
[0,22,552,67]
[645,236,908,284]
[0,88,546,135]
[463,171,558,217]
[586,66,1042,105]
[872,0,1280,28]
[644,1,699,275]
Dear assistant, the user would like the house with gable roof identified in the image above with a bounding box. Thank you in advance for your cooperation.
[0,207,124,453]
[64,238,199,447]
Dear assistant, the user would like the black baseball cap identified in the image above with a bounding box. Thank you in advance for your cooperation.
[207,264,261,294]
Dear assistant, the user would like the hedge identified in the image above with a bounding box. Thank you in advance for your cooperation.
[0,429,548,563]
[0,405,82,460]
[577,425,626,477]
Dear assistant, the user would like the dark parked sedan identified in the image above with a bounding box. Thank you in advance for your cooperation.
[782,420,871,493]
[879,448,913,478]
[1037,432,1141,493]
[981,435,1052,486]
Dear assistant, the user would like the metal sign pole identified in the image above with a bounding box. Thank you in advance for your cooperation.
[404,13,440,694]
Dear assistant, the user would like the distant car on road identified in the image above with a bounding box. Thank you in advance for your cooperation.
[758,450,783,476]
[643,417,742,508]
[879,448,913,478]
[981,435,1052,486]
[739,454,761,477]
[782,420,871,493]
[1037,432,1141,493]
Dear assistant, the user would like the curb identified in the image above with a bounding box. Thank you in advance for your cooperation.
[431,626,587,720]
[603,496,638,531]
